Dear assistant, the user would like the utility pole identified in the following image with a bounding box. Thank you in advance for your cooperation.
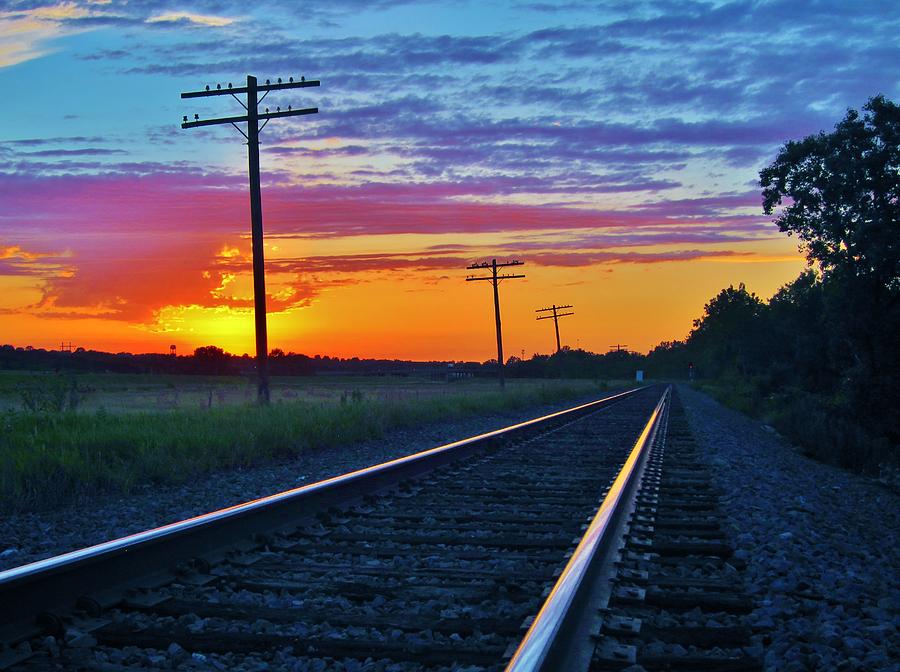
[536,304,574,353]
[180,75,319,404]
[466,259,525,388]
[609,343,629,353]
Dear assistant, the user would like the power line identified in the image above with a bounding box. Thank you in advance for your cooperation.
[536,304,574,353]
[466,259,525,388]
[180,75,320,404]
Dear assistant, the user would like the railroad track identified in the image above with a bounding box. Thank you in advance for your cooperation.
[588,389,763,671]
[0,385,761,671]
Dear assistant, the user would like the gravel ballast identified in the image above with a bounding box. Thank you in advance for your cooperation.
[677,384,899,672]
[0,390,620,573]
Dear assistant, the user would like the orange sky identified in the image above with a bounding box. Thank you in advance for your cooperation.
[1,227,806,359]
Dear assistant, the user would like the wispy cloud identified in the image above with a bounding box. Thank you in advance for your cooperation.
[1,165,775,242]
[146,11,237,28]
[0,244,72,278]
[0,1,126,67]
[526,249,748,267]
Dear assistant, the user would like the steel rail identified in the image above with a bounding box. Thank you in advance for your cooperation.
[506,385,670,672]
[0,386,647,630]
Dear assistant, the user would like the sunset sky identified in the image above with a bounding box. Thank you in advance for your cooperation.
[2,1,898,361]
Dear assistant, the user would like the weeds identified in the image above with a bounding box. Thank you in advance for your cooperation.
[17,375,91,413]
[340,389,364,405]
[695,380,898,480]
[0,380,605,512]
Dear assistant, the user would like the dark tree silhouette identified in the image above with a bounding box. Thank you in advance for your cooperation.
[760,95,899,287]
[688,284,767,378]
[192,345,238,375]
[760,96,900,452]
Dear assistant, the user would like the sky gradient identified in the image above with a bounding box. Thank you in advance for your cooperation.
[2,0,898,360]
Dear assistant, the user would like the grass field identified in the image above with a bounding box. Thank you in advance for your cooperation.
[0,372,621,511]
[0,371,549,414]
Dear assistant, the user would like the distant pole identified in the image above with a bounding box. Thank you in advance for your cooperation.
[553,308,559,351]
[180,74,320,403]
[536,303,574,353]
[491,262,504,381]
[609,343,629,353]
[466,259,525,388]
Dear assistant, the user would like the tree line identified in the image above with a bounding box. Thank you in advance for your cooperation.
[649,96,898,474]
[0,345,482,378]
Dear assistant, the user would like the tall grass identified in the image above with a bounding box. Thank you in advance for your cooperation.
[0,380,604,511]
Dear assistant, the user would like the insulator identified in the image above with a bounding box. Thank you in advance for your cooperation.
[289,77,293,83]
[277,77,282,83]
[205,85,210,91]
[216,83,221,90]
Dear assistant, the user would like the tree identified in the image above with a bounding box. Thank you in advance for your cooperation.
[192,345,237,375]
[760,96,900,457]
[688,284,767,377]
[645,340,690,379]
[760,95,899,289]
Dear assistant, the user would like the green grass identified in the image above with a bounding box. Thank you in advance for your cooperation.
[0,371,612,414]
[0,378,613,512]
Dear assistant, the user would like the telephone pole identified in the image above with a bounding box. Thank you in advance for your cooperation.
[536,304,574,353]
[180,75,319,404]
[466,259,525,388]
[609,343,629,353]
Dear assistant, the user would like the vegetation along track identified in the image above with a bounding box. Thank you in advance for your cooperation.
[0,385,758,671]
